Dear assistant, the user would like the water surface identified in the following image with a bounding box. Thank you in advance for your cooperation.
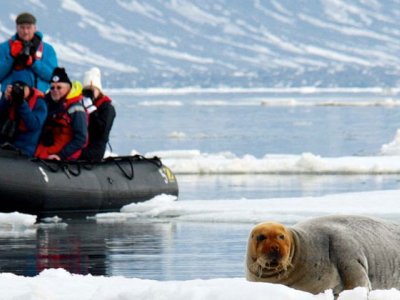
[2,92,400,279]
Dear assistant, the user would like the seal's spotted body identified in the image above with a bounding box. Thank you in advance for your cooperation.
[246,215,400,296]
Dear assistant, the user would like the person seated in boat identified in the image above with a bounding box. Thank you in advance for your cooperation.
[35,67,88,161]
[0,12,58,93]
[0,72,47,156]
[80,67,116,162]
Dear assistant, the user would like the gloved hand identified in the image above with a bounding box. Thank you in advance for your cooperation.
[82,96,97,114]
[14,53,33,67]
[10,40,23,57]
[30,35,41,54]
[11,40,34,67]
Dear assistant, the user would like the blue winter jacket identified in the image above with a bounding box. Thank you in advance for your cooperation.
[0,32,58,93]
[0,91,48,156]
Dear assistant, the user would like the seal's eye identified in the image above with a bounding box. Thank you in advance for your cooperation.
[279,234,285,240]
[256,234,266,242]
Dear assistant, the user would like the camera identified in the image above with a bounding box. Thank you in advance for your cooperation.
[21,40,32,56]
[82,88,94,100]
[10,82,25,105]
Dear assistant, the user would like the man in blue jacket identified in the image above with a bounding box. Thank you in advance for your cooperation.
[0,12,58,93]
[0,72,47,157]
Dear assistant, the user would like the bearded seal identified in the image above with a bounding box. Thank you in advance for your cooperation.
[245,215,400,296]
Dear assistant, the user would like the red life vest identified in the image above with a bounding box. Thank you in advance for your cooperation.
[94,95,111,108]
[9,39,44,70]
[35,94,87,160]
[8,88,44,131]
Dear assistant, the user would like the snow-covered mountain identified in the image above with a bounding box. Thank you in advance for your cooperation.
[1,0,400,88]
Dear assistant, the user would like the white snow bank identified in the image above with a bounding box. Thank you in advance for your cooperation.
[380,129,400,156]
[94,190,400,224]
[145,150,400,174]
[0,268,398,300]
[0,211,36,228]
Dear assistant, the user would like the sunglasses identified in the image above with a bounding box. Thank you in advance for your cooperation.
[50,85,63,91]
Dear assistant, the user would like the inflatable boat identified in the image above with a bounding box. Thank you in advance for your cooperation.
[0,147,178,217]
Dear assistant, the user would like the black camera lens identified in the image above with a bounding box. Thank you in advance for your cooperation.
[11,82,25,104]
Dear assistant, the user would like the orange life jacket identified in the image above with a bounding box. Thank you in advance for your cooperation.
[35,94,86,160]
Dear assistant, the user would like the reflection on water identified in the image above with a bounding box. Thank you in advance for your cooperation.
[0,219,249,280]
[106,221,248,280]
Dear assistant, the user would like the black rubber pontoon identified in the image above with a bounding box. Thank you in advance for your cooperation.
[0,148,178,217]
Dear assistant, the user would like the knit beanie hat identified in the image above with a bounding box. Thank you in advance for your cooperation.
[12,71,35,87]
[51,67,71,86]
[16,12,36,25]
[82,67,102,92]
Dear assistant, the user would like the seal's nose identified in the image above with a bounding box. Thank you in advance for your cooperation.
[268,245,281,260]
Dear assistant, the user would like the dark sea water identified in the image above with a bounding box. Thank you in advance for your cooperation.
[0,219,249,280]
[2,91,400,279]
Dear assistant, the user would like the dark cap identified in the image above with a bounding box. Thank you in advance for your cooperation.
[16,12,36,25]
[12,71,34,87]
[51,67,72,86]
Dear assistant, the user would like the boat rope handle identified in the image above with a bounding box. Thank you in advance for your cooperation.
[36,155,159,180]
[105,154,163,167]
[64,163,81,177]
[38,159,61,173]
[114,157,134,180]
[146,156,163,168]
[37,159,82,177]
[62,165,71,179]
